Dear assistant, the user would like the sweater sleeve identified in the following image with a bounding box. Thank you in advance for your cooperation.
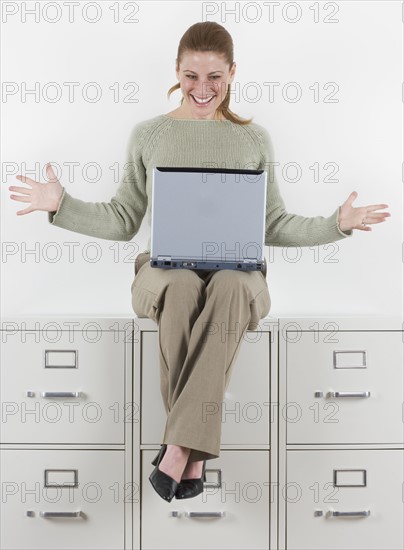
[255,125,354,247]
[47,121,148,241]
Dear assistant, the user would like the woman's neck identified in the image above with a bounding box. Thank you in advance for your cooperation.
[165,108,226,121]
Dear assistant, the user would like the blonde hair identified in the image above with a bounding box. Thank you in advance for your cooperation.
[167,22,253,125]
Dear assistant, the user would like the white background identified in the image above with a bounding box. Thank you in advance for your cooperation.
[1,0,402,317]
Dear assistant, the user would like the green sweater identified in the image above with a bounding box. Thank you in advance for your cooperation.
[48,114,353,252]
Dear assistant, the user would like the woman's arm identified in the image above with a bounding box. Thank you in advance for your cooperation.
[10,121,149,242]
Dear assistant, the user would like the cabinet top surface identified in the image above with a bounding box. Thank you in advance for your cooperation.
[2,315,402,331]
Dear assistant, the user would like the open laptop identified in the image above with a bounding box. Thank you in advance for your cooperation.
[150,167,267,272]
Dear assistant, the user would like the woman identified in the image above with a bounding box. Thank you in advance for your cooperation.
[9,22,390,503]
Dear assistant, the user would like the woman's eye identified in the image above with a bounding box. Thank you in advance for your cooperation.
[185,75,221,80]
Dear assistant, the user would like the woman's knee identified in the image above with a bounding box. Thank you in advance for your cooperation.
[165,268,205,291]
[162,272,205,313]
[207,269,249,293]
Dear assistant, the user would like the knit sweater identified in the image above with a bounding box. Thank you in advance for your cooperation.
[48,114,353,252]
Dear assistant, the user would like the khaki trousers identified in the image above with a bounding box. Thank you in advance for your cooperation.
[131,252,271,462]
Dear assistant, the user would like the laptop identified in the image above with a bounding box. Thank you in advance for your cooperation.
[150,167,267,272]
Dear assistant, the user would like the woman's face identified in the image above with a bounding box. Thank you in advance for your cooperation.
[175,50,236,119]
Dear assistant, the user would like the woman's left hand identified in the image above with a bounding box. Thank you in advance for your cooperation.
[338,191,390,232]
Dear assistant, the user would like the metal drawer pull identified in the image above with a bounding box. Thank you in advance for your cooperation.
[39,511,82,518]
[327,391,370,398]
[185,511,226,518]
[327,509,370,518]
[170,510,225,519]
[40,391,82,398]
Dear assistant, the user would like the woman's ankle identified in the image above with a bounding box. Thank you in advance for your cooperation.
[158,444,190,483]
[181,459,204,480]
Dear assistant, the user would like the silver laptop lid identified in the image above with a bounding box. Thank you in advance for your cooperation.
[150,167,267,265]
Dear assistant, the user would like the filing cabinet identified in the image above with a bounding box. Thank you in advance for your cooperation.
[133,316,278,550]
[2,315,402,550]
[277,317,404,550]
[0,317,134,550]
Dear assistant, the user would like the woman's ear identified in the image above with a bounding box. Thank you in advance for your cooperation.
[229,61,236,82]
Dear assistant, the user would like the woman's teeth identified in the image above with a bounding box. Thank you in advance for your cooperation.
[191,94,215,105]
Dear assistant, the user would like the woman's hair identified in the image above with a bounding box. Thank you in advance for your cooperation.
[167,22,253,125]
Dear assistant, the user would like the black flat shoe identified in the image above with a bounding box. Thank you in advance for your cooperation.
[149,444,179,503]
[175,460,207,500]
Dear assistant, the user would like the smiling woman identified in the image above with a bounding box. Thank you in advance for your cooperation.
[166,21,252,123]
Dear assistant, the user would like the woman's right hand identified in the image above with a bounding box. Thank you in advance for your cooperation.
[9,162,64,216]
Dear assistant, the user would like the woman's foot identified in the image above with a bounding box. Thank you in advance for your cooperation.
[181,459,204,480]
[149,444,179,502]
[150,445,206,501]
[157,444,190,484]
[175,459,207,499]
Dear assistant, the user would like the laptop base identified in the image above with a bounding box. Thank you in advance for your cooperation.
[150,258,264,272]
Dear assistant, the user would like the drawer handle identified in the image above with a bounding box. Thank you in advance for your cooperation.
[169,511,226,519]
[327,509,370,518]
[39,391,82,398]
[327,391,370,398]
[39,511,83,518]
[184,511,226,518]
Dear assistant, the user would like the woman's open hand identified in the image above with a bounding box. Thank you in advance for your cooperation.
[9,163,64,216]
[338,191,390,232]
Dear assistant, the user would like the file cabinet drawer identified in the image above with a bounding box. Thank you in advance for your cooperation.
[286,331,403,444]
[140,331,271,445]
[0,329,126,444]
[141,449,270,549]
[0,449,125,550]
[286,449,404,550]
